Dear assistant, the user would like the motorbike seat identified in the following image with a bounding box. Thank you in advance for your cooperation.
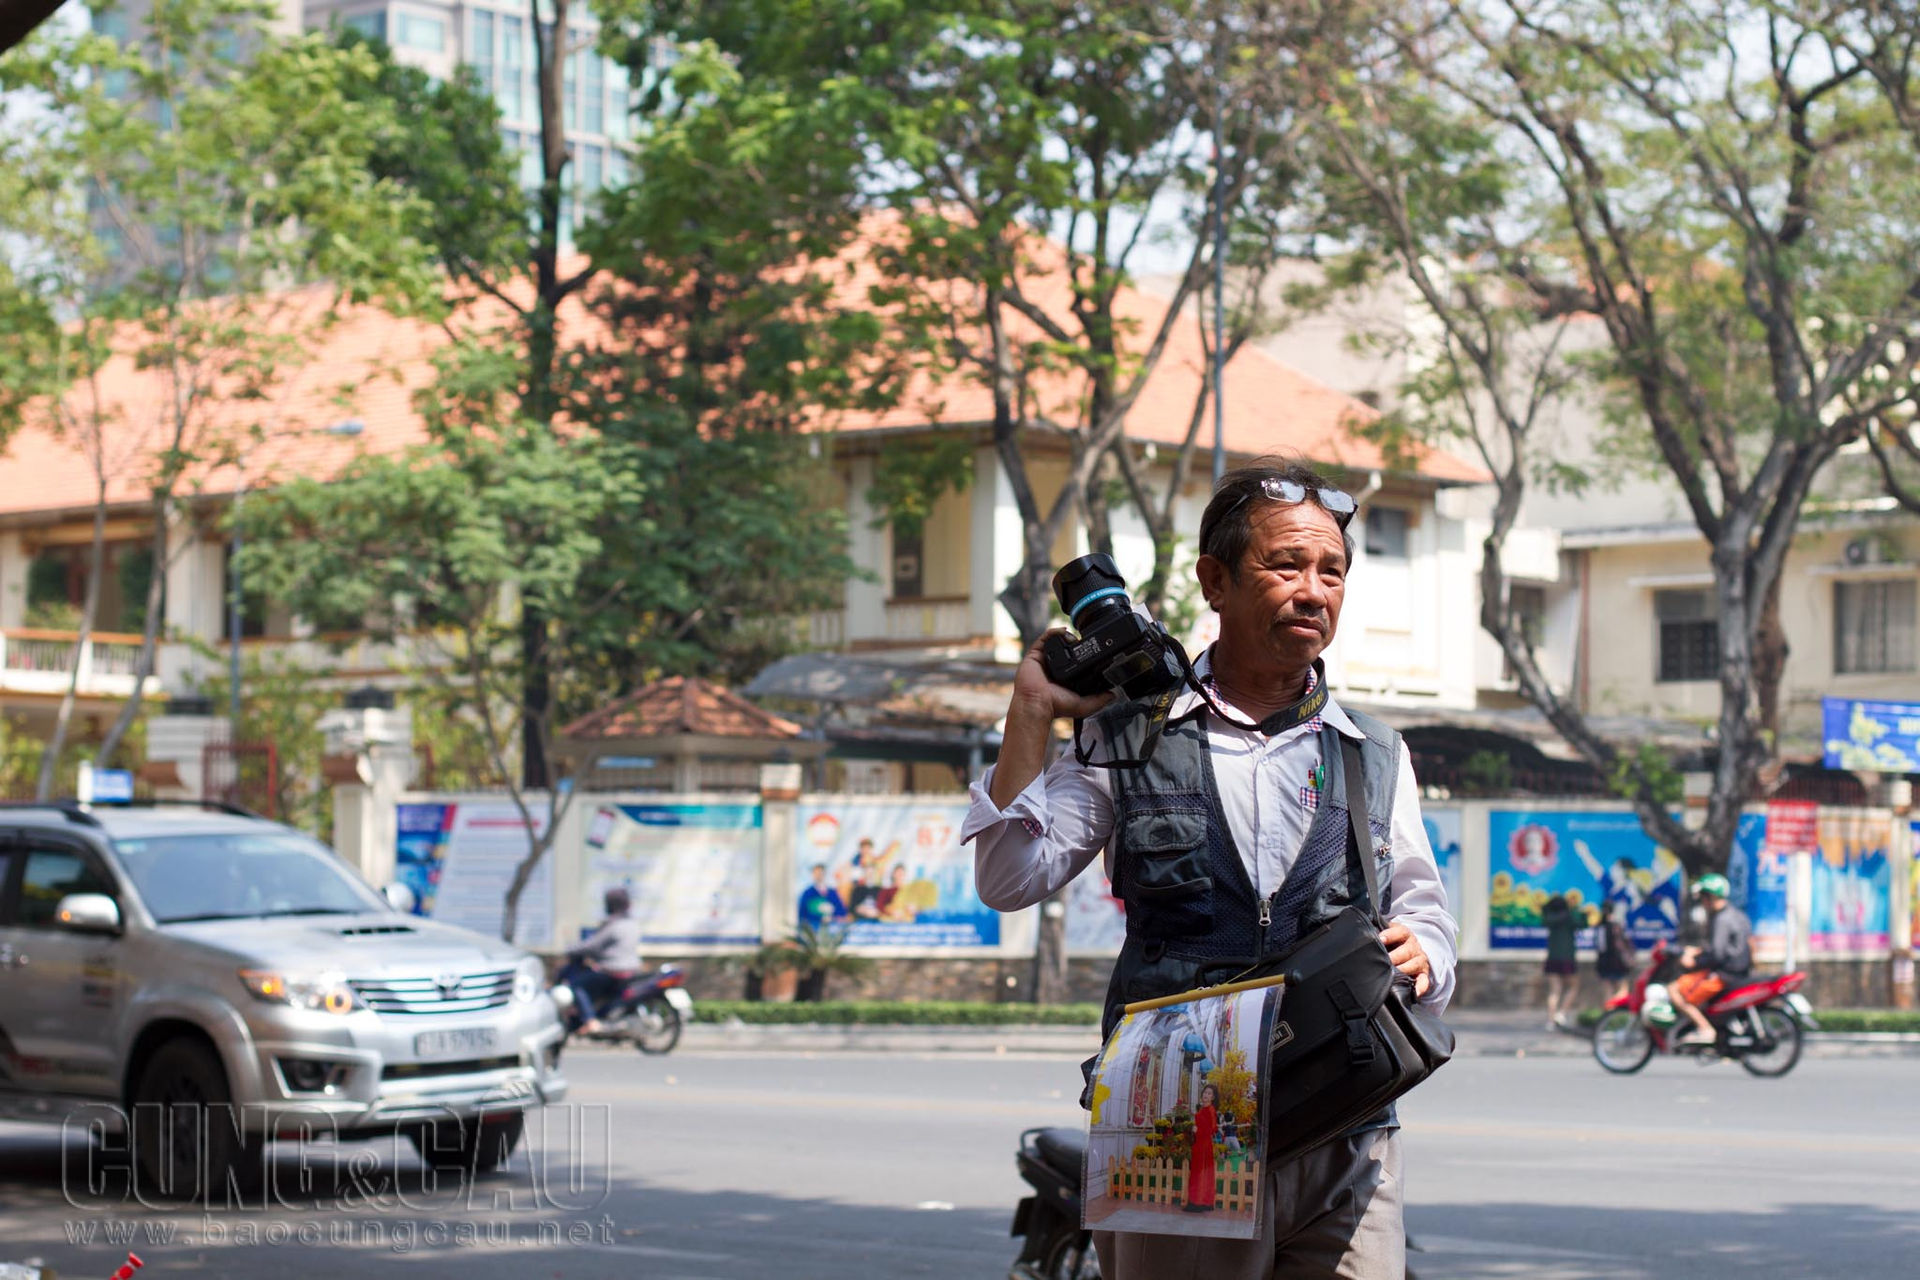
[1033,1127,1086,1179]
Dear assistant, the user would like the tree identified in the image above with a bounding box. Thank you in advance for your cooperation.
[0,0,440,770]
[238,340,619,940]
[1311,0,1920,870]
[639,0,1347,1002]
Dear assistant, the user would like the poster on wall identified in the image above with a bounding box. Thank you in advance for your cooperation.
[1727,811,1785,960]
[1810,810,1891,953]
[1822,697,1920,772]
[1066,859,1129,955]
[393,800,553,947]
[1422,808,1463,938]
[795,801,999,947]
[1911,820,1920,954]
[1487,810,1683,950]
[582,803,762,946]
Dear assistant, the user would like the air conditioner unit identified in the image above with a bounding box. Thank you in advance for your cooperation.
[1843,538,1871,566]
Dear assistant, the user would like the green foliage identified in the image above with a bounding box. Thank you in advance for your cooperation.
[777,921,877,1002]
[692,999,1102,1026]
[0,0,444,766]
[1461,750,1515,796]
[185,645,336,840]
[328,28,525,281]
[1608,743,1685,810]
[867,436,975,539]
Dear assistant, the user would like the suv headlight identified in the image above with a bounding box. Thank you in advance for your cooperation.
[240,969,357,1015]
[513,956,545,1003]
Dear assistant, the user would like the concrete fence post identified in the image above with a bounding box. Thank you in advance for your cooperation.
[759,764,802,948]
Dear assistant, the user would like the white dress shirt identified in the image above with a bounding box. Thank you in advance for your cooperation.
[963,659,1457,1011]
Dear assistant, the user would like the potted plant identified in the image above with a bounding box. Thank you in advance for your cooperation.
[744,938,806,1002]
[785,921,874,1002]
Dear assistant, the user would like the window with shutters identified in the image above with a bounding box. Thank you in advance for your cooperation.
[1835,578,1917,674]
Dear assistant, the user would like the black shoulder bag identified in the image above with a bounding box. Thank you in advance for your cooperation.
[1259,737,1454,1168]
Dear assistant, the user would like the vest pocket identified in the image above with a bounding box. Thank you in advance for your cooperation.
[1131,875,1216,937]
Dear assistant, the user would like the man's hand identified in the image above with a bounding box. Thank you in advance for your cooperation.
[990,630,1116,811]
[1380,920,1432,999]
[1010,629,1119,722]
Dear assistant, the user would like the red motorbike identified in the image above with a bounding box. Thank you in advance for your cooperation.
[1591,939,1816,1077]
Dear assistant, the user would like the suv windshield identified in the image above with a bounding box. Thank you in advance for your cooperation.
[112,832,387,924]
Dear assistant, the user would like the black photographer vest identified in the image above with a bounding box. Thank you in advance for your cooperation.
[1087,694,1403,1045]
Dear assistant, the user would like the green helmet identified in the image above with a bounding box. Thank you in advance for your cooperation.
[1694,872,1730,899]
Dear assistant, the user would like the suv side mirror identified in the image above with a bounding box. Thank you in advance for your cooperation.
[382,883,418,914]
[55,894,122,935]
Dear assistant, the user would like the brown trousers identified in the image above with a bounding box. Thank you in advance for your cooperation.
[1094,1128,1405,1280]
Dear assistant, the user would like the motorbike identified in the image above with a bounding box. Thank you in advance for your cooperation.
[1010,1126,1098,1280]
[556,963,693,1055]
[1591,938,1816,1077]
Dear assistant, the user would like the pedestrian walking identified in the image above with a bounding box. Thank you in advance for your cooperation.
[1541,893,1579,1028]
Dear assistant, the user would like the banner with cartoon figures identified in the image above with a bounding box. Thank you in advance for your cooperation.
[1810,809,1891,953]
[1911,820,1920,952]
[581,802,763,946]
[1727,810,1785,959]
[794,801,999,947]
[394,799,554,947]
[1487,809,1684,950]
[1422,808,1464,939]
[1066,859,1129,955]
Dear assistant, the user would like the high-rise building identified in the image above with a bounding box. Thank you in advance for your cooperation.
[302,1,633,237]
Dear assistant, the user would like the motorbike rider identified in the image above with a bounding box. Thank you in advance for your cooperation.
[562,887,644,1034]
[1669,872,1751,1045]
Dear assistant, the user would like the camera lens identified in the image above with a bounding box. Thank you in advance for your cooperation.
[1052,554,1132,631]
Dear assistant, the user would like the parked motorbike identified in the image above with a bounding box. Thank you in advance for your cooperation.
[1007,1127,1428,1279]
[1011,1126,1097,1280]
[557,964,693,1055]
[1591,938,1816,1076]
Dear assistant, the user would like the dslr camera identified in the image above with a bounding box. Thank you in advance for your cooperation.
[1040,554,1186,701]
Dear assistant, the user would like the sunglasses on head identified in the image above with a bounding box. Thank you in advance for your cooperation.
[1225,476,1359,529]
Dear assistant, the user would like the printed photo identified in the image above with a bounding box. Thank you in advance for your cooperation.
[1081,982,1280,1241]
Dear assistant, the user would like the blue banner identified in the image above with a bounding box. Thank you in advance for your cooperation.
[1725,812,1783,946]
[1823,697,1920,772]
[1488,810,1685,950]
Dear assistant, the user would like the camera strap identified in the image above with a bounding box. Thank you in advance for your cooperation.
[1191,656,1331,737]
[1071,682,1181,770]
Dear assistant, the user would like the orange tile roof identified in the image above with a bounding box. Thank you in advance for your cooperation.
[0,228,1481,523]
[562,675,803,741]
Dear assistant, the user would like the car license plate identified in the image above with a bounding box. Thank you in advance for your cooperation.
[664,988,693,1012]
[414,1027,498,1058]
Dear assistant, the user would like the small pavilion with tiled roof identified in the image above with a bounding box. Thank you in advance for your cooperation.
[557,675,828,793]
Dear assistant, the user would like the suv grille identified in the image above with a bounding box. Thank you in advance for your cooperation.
[349,970,515,1015]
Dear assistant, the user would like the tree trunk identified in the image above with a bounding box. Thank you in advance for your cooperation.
[1032,892,1071,1005]
[96,502,168,769]
[38,480,108,799]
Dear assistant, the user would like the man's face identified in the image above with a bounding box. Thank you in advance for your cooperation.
[810,866,826,887]
[1199,500,1347,672]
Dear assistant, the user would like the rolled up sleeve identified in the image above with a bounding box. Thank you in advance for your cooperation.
[963,755,1114,912]
[1388,742,1459,1012]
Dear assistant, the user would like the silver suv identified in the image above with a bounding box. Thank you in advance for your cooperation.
[0,800,568,1194]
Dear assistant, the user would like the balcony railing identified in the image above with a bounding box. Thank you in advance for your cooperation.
[883,595,974,644]
[0,628,155,698]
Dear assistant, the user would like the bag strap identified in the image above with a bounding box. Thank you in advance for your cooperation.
[1341,736,1384,926]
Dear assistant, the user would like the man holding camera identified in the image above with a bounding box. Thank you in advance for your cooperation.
[965,459,1456,1279]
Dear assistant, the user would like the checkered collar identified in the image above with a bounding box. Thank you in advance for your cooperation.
[1186,648,1363,741]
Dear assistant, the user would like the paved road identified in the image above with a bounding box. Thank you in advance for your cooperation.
[0,1048,1912,1277]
